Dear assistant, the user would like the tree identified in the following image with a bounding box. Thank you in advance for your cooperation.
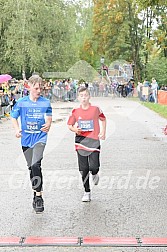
[0,0,80,77]
[91,0,146,81]
[146,56,167,85]
[136,0,167,8]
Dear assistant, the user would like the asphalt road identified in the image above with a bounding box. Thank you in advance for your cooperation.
[0,97,167,252]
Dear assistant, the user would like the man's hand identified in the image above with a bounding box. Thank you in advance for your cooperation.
[98,132,106,140]
[11,118,22,138]
[41,123,51,133]
[68,125,82,135]
[75,127,82,135]
[15,130,22,138]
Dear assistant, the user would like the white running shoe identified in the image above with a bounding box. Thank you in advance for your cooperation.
[92,174,99,185]
[82,192,91,202]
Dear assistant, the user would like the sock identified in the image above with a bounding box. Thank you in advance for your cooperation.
[36,192,42,197]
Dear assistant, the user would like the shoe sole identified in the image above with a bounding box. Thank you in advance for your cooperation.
[34,208,44,214]
[82,198,91,202]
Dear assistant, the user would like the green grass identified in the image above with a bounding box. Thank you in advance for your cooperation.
[141,102,167,119]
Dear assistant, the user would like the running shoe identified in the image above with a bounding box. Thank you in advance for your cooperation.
[82,192,91,202]
[92,174,99,185]
[33,196,44,213]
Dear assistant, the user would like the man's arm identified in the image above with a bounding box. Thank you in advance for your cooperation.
[98,119,106,140]
[41,116,52,133]
[11,118,22,138]
[68,125,82,135]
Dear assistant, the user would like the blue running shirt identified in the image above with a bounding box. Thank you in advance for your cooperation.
[11,96,52,147]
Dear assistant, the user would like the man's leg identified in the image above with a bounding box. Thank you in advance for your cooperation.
[89,151,100,185]
[31,142,45,213]
[77,150,90,193]
[31,142,45,193]
[22,146,38,209]
[22,146,34,187]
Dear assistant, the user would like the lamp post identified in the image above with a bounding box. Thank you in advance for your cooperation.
[100,57,105,81]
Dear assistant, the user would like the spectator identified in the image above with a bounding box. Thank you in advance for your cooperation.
[151,78,159,103]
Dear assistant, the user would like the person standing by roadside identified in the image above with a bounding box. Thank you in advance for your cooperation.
[67,87,106,202]
[137,82,143,100]
[151,78,159,103]
[11,75,52,213]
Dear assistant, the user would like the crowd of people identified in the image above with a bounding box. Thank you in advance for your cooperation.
[0,79,53,117]
[0,76,167,118]
[51,78,136,101]
[136,78,167,103]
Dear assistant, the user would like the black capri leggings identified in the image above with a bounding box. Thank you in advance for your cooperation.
[77,150,100,192]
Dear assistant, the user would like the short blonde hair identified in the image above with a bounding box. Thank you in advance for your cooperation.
[28,75,42,86]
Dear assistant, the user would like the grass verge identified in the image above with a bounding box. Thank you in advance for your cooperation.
[141,102,167,119]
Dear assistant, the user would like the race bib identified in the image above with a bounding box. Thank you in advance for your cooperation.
[26,121,40,132]
[78,120,94,131]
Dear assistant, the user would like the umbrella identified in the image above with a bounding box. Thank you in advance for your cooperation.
[0,74,12,83]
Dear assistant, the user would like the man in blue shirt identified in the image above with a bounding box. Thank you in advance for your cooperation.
[11,75,52,213]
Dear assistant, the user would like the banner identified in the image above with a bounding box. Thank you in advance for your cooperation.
[158,91,167,105]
